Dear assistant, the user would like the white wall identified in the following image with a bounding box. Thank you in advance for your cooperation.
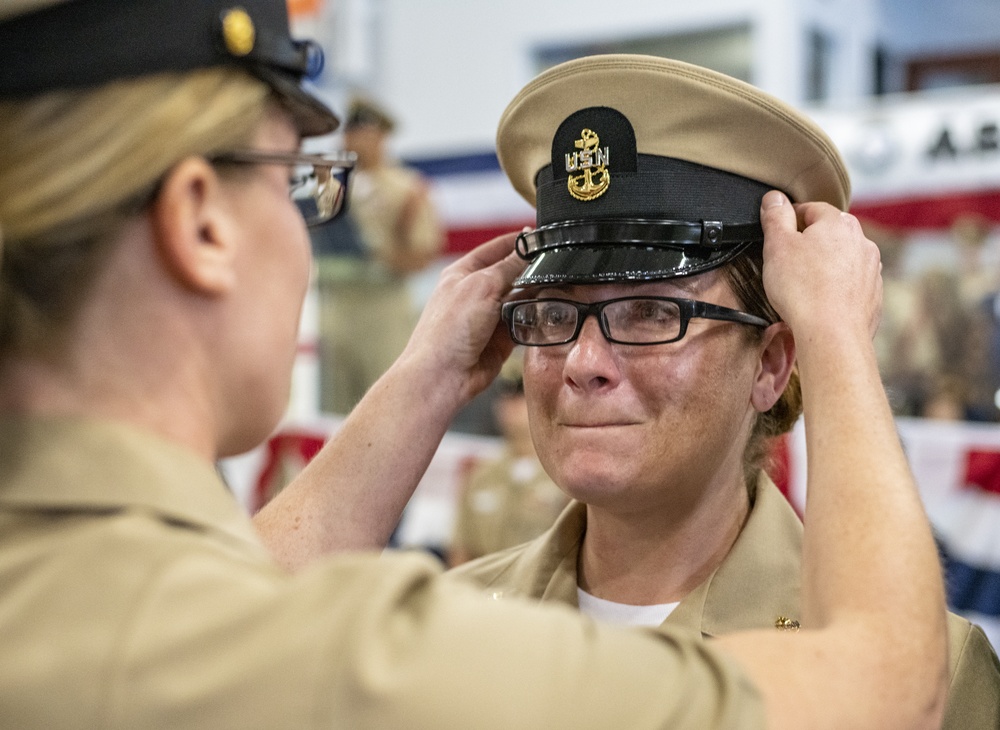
[878,0,1000,56]
[316,0,877,159]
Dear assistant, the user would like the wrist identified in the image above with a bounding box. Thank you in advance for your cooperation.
[388,346,468,419]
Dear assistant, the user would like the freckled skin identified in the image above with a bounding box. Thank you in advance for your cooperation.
[523,271,764,519]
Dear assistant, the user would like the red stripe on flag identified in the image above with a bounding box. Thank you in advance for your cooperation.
[445,222,534,255]
[766,434,802,518]
[851,189,1000,230]
[962,449,1000,495]
[252,431,327,512]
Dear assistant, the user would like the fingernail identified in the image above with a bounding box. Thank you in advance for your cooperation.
[761,191,786,209]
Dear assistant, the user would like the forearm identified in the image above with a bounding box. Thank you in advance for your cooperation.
[253,353,465,569]
[716,194,948,730]
[252,232,524,571]
[786,208,948,726]
[723,331,947,729]
[796,325,945,634]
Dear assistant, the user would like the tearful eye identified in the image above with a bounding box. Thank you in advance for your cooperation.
[512,307,538,329]
[621,300,676,324]
[603,298,683,343]
[541,305,575,328]
[636,302,661,320]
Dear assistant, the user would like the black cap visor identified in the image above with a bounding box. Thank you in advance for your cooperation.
[513,217,760,286]
[253,66,338,137]
[515,240,754,286]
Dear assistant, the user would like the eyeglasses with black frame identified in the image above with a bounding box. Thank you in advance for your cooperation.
[210,150,355,226]
[501,296,772,347]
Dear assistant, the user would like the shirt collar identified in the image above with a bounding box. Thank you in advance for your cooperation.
[0,415,267,556]
[666,475,803,637]
[534,475,804,635]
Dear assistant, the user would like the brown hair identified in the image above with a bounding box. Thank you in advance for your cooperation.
[0,68,271,361]
[722,241,802,488]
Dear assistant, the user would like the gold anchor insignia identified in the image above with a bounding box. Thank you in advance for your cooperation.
[222,7,256,57]
[774,616,801,632]
[566,128,610,202]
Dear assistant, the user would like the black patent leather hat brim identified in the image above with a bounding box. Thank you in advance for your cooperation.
[254,66,339,137]
[513,242,752,287]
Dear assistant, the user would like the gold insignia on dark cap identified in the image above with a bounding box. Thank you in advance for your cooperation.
[495,54,851,287]
[566,128,610,201]
[222,7,256,57]
[775,616,801,632]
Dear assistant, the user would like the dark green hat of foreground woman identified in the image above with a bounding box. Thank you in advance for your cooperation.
[0,0,339,136]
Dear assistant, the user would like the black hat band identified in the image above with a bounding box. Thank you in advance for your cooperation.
[535,154,777,228]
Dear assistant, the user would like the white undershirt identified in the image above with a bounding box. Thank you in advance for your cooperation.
[577,588,679,627]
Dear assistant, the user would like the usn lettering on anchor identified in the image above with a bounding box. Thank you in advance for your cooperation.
[565,128,610,201]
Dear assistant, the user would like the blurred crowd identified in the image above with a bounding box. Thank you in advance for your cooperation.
[871,214,1000,422]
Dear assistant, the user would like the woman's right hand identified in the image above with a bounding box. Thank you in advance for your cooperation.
[759,190,883,345]
[400,231,526,407]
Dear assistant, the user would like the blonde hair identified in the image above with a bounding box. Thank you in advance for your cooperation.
[0,68,271,358]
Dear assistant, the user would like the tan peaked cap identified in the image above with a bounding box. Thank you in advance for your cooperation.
[497,54,851,211]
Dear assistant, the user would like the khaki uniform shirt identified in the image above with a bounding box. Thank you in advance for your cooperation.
[452,451,569,561]
[451,478,1000,728]
[0,415,765,729]
[315,164,444,413]
[349,165,443,270]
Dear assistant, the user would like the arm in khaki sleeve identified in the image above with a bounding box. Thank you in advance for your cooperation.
[252,232,524,569]
[382,180,444,274]
[318,556,766,730]
[128,549,764,729]
[941,614,1000,728]
[714,192,949,730]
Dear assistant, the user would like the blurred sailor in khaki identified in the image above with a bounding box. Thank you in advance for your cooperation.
[449,53,1000,727]
[450,349,568,566]
[0,0,958,724]
[313,95,444,414]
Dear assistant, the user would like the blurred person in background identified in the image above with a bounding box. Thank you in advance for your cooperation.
[869,215,979,419]
[874,214,997,421]
[955,213,997,309]
[921,374,970,421]
[449,348,568,566]
[882,267,976,418]
[868,222,920,413]
[952,214,1000,421]
[312,95,444,414]
[448,54,1000,728]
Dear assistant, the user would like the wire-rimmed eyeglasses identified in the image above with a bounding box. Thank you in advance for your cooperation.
[210,150,355,226]
[501,296,772,347]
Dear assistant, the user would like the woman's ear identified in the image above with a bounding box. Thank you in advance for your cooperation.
[751,322,796,413]
[149,157,238,295]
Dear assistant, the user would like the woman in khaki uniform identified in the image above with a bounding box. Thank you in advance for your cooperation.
[0,2,951,728]
[315,96,446,414]
[448,54,1000,728]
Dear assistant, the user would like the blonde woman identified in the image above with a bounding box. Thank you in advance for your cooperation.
[0,3,947,729]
